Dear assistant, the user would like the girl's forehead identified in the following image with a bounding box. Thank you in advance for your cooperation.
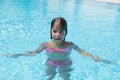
[52,26,64,30]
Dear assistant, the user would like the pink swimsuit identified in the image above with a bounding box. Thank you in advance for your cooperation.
[46,59,72,66]
[45,42,73,66]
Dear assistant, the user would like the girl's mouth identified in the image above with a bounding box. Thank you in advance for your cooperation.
[54,38,61,40]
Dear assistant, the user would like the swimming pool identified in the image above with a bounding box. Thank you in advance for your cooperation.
[0,0,120,80]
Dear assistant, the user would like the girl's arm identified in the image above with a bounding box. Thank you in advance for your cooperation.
[72,43,111,64]
[1,42,46,57]
[26,42,46,55]
[0,53,35,57]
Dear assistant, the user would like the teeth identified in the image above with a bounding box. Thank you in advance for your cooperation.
[55,38,61,40]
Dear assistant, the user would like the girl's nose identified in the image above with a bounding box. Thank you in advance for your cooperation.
[56,32,60,36]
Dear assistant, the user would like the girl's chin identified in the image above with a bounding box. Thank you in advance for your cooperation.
[53,39,63,43]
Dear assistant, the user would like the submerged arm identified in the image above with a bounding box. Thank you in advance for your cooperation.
[72,43,111,64]
[1,43,46,57]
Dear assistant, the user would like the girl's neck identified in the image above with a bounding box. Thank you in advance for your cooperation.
[51,40,65,48]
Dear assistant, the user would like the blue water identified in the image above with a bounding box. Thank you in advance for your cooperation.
[0,0,120,80]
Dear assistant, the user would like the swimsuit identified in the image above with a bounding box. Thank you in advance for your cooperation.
[45,42,73,66]
[46,59,72,66]
[46,47,71,53]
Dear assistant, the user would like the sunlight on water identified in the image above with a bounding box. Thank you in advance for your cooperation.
[0,0,120,80]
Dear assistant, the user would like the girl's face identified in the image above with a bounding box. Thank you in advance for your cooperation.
[51,26,66,44]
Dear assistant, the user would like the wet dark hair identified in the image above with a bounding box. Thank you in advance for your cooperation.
[50,17,67,39]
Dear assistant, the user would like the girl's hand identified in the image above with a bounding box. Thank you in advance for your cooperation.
[1,52,35,58]
[0,53,24,58]
[93,55,101,62]
[0,54,13,57]
[93,55,112,64]
[26,51,36,56]
[101,59,112,64]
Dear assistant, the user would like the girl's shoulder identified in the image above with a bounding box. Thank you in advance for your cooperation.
[65,41,79,48]
[40,42,49,47]
[64,41,74,46]
[42,41,53,48]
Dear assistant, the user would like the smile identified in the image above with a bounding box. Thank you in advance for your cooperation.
[54,38,62,40]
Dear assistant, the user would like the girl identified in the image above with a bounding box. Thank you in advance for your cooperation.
[2,17,111,80]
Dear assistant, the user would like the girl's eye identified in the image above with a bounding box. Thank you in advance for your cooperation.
[60,30,64,33]
[52,29,64,33]
[53,30,57,33]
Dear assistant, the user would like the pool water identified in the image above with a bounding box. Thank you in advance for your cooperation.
[0,0,120,80]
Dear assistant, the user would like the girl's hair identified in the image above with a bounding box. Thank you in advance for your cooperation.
[50,17,67,39]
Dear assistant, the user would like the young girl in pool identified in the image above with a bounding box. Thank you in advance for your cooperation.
[2,17,111,80]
